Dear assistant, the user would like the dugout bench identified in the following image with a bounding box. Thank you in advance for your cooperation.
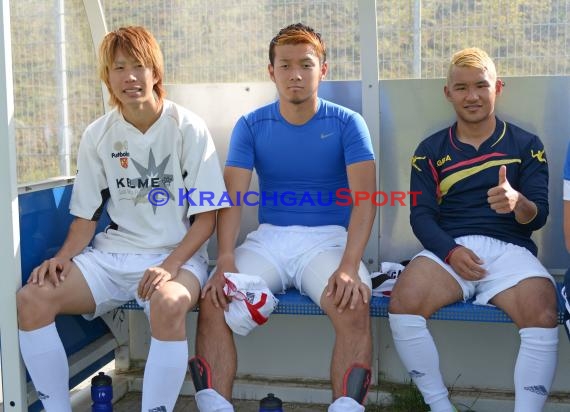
[120,284,567,324]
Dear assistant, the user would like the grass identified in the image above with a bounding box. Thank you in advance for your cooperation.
[389,381,429,411]
[364,380,480,411]
[365,381,477,412]
[365,381,428,411]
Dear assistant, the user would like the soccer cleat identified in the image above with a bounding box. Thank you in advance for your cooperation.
[188,356,212,392]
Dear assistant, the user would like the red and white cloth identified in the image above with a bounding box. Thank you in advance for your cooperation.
[223,272,279,336]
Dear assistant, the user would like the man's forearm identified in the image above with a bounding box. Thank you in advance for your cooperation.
[341,203,375,269]
[514,193,539,225]
[55,217,97,260]
[162,210,216,273]
[215,205,243,263]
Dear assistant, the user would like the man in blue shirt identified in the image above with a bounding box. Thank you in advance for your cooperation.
[190,23,376,412]
[388,47,558,412]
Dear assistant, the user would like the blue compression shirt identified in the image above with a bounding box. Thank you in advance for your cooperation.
[226,98,375,228]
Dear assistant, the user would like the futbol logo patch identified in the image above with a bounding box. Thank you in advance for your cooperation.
[112,140,130,168]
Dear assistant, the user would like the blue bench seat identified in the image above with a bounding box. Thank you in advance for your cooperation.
[120,283,566,324]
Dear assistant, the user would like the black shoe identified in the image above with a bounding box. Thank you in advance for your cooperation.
[188,356,212,392]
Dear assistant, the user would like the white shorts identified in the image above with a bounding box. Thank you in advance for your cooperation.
[73,246,208,320]
[415,235,554,306]
[231,224,371,307]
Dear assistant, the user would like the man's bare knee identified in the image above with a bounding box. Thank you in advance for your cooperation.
[17,285,55,329]
[388,289,424,315]
[388,294,407,314]
[498,278,559,328]
[197,296,219,317]
[329,302,370,333]
[541,309,559,328]
[150,291,189,330]
[196,297,228,335]
[526,303,558,328]
[16,287,34,324]
[150,303,188,340]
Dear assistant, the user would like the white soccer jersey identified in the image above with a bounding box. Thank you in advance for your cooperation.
[70,99,227,253]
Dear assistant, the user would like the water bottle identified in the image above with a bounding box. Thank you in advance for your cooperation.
[91,371,113,411]
[259,393,283,412]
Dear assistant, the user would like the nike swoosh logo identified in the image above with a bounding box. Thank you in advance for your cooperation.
[321,132,334,139]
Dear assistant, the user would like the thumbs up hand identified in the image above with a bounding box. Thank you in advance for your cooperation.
[487,165,519,213]
[497,164,508,185]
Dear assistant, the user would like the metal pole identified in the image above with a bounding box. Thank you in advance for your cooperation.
[82,0,109,112]
[0,0,28,409]
[358,0,380,269]
[358,0,382,389]
[56,0,71,176]
[412,0,422,78]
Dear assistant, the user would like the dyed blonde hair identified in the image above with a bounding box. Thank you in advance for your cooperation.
[269,23,326,65]
[98,26,165,109]
[447,47,497,84]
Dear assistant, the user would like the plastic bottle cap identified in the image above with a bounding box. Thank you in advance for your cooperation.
[260,392,282,407]
[91,371,112,386]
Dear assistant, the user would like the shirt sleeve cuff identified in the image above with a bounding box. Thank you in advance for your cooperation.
[444,245,461,264]
[564,180,570,201]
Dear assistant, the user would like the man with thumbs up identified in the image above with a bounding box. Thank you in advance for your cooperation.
[388,47,558,412]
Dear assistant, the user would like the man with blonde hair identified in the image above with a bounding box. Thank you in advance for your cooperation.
[388,47,558,412]
[17,26,227,411]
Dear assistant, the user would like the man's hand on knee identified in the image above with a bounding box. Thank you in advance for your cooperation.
[326,267,370,313]
[202,269,231,310]
[28,257,72,288]
[137,266,173,301]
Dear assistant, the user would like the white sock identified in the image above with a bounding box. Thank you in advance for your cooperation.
[328,396,365,412]
[142,337,188,412]
[514,327,558,412]
[389,313,454,412]
[19,323,71,412]
[195,388,234,412]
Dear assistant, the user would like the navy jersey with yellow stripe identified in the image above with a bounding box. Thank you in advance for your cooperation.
[410,117,548,261]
